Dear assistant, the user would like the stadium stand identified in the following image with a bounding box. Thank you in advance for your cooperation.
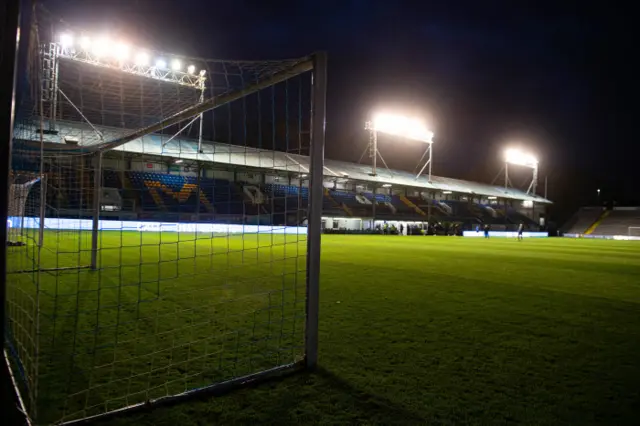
[563,207,605,234]
[589,208,640,236]
[503,207,538,226]
[14,120,552,228]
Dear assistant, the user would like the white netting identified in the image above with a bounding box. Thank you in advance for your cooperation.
[5,6,321,424]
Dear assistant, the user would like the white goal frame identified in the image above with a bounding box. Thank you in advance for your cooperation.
[628,226,640,237]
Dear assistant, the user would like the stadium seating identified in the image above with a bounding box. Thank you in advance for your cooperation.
[590,209,640,236]
[563,207,605,234]
[442,201,477,220]
[390,195,417,215]
[38,166,542,228]
[103,170,121,189]
[126,172,243,215]
[404,196,449,218]
[328,190,370,216]
[264,183,308,213]
[361,193,394,217]
[503,207,537,226]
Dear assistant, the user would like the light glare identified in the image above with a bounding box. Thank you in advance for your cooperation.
[114,43,130,61]
[505,148,538,167]
[155,58,167,69]
[371,112,433,143]
[91,37,111,57]
[134,51,150,66]
[187,65,196,74]
[171,59,181,71]
[79,36,91,50]
[59,33,73,48]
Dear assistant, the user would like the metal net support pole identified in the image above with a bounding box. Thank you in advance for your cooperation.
[305,52,327,369]
[428,144,432,183]
[531,164,538,195]
[90,152,102,270]
[38,175,47,247]
[370,130,377,176]
[505,162,509,190]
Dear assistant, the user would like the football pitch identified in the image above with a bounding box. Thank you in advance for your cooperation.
[6,234,640,425]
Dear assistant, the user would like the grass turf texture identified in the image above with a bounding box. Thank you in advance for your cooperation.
[6,234,640,425]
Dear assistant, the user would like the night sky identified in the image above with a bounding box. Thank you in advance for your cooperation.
[49,0,637,222]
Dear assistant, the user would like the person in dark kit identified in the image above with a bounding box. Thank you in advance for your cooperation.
[399,223,404,235]
[484,224,490,238]
[517,222,524,241]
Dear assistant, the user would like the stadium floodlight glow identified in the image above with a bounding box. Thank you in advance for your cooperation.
[488,196,497,200]
[114,43,130,61]
[174,159,184,164]
[443,190,452,194]
[59,33,74,48]
[134,51,150,66]
[187,65,196,75]
[199,69,207,76]
[504,148,538,168]
[79,35,92,50]
[171,59,182,71]
[502,147,539,195]
[363,111,435,183]
[382,183,392,188]
[371,112,434,143]
[155,58,167,69]
[91,37,111,57]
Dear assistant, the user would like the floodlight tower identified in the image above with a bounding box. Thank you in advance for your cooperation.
[49,32,209,269]
[48,33,207,150]
[503,148,539,195]
[363,112,434,180]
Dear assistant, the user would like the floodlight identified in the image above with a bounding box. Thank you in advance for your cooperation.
[382,183,391,188]
[155,58,167,69]
[488,196,497,200]
[187,65,196,75]
[134,51,150,66]
[443,190,452,194]
[79,36,91,50]
[91,37,111,57]
[59,33,73,48]
[171,59,182,71]
[199,69,207,76]
[114,43,130,61]
[174,159,184,164]
[371,112,433,143]
[504,148,538,167]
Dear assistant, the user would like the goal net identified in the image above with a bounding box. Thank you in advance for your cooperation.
[5,6,325,425]
[628,227,640,237]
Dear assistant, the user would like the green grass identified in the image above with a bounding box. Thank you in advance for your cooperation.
[6,234,640,425]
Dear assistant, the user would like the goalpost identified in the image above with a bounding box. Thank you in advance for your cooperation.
[4,5,325,425]
[7,176,43,248]
[628,227,640,237]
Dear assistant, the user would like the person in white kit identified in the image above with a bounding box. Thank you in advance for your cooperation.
[517,223,524,241]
